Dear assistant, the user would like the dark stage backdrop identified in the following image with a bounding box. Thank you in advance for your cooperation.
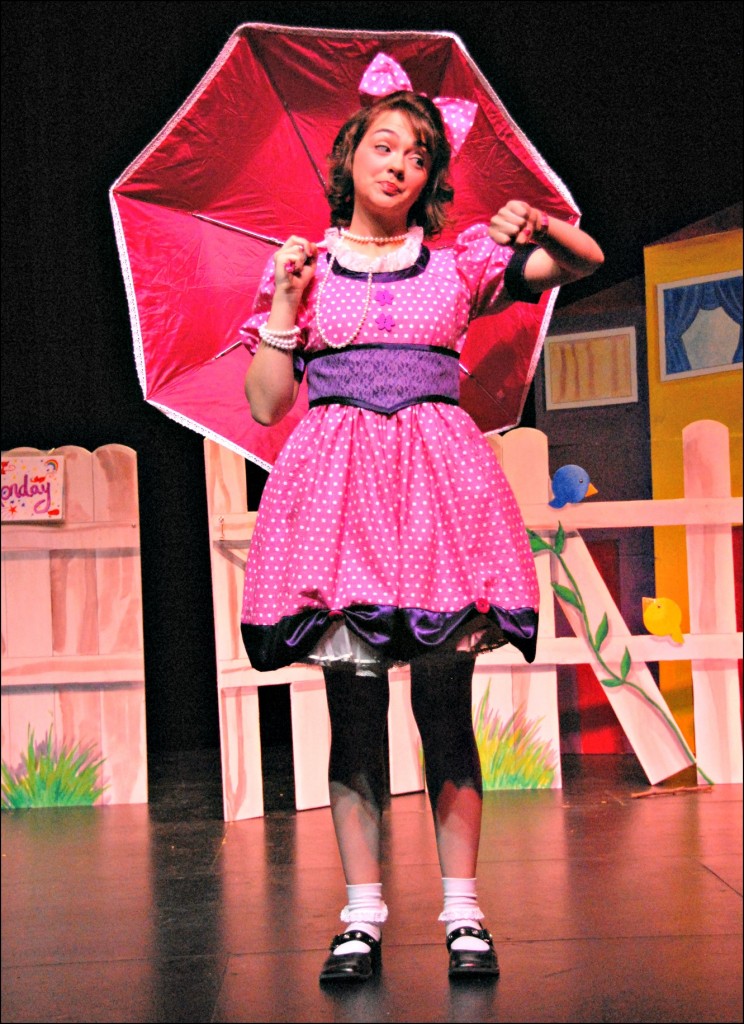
[2,1,741,753]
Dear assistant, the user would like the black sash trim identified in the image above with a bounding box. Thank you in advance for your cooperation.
[308,394,460,414]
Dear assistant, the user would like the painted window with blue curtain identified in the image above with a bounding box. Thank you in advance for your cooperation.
[659,271,742,379]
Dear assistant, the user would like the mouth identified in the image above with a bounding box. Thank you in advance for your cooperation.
[379,181,402,196]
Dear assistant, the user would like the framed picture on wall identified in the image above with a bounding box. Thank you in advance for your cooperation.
[658,269,743,381]
[543,326,638,410]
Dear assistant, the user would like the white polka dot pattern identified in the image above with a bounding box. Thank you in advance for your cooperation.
[240,225,539,645]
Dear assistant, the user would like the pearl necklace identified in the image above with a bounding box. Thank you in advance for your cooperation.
[341,229,409,245]
[314,230,409,350]
[314,256,373,350]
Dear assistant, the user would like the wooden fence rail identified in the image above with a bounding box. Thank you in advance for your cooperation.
[1,445,147,805]
[205,420,742,820]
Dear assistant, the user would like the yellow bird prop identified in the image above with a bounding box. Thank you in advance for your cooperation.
[642,597,684,644]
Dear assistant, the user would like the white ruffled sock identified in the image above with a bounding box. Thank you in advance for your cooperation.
[333,882,387,955]
[439,877,490,952]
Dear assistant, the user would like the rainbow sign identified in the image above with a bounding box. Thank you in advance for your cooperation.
[1,455,66,522]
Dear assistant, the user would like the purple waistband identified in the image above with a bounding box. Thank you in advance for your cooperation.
[306,344,460,415]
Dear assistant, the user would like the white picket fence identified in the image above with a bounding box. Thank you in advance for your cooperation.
[1,445,147,805]
[205,420,742,820]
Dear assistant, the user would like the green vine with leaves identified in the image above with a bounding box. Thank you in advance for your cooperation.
[527,524,712,786]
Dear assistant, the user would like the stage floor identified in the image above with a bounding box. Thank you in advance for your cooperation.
[2,750,742,1023]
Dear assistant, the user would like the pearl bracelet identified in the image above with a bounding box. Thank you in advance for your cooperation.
[258,323,301,351]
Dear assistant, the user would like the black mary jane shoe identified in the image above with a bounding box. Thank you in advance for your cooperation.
[319,930,382,983]
[447,926,500,979]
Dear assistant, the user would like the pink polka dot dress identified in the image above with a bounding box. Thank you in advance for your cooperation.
[240,225,540,673]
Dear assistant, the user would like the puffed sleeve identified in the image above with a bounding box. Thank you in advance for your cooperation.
[238,254,310,382]
[455,224,542,320]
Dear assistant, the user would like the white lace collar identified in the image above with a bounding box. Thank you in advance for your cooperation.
[323,227,424,273]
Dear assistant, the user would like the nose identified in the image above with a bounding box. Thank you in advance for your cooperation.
[388,153,404,179]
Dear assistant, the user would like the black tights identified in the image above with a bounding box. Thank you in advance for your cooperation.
[324,653,482,816]
[325,664,391,815]
[409,652,483,811]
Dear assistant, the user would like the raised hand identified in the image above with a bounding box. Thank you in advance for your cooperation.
[275,235,318,295]
[488,201,545,247]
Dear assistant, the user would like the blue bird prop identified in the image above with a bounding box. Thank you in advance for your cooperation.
[549,465,598,508]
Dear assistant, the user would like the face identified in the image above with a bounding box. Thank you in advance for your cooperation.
[351,110,431,224]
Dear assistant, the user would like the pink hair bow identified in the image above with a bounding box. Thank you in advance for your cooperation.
[358,52,477,156]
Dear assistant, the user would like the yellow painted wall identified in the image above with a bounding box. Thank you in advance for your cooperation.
[645,229,742,746]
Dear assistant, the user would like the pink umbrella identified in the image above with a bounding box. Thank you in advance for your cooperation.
[110,23,579,469]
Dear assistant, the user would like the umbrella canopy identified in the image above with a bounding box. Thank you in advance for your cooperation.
[110,23,579,469]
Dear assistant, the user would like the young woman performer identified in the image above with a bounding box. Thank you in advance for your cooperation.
[240,88,603,982]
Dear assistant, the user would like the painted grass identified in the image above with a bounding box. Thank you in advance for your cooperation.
[474,683,558,789]
[1,726,106,809]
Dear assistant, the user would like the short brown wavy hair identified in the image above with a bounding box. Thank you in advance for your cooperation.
[326,92,454,238]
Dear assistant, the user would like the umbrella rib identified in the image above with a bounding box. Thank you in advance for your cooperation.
[256,52,328,195]
[192,214,286,247]
[458,362,507,410]
[213,340,243,360]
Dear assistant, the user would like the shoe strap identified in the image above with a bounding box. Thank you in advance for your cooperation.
[446,926,493,950]
[330,930,380,951]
